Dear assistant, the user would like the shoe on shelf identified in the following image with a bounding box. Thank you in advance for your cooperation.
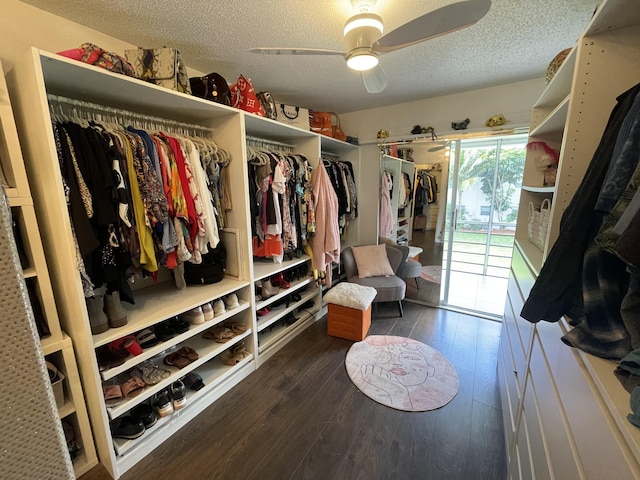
[104,290,128,328]
[110,415,145,440]
[87,294,109,335]
[213,299,226,317]
[220,342,251,366]
[152,389,174,418]
[135,328,158,349]
[256,307,270,317]
[260,279,278,299]
[154,321,176,342]
[271,272,290,289]
[168,316,190,334]
[182,372,205,391]
[170,380,187,410]
[202,302,214,321]
[182,306,205,325]
[130,402,157,429]
[224,293,239,310]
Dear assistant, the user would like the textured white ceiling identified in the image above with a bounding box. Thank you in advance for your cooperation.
[20,0,600,114]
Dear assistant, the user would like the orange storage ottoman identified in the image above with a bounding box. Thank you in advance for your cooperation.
[327,303,372,341]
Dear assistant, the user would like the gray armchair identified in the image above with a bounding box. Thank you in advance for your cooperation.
[389,244,423,290]
[341,245,406,317]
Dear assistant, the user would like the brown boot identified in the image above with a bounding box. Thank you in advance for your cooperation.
[104,291,128,328]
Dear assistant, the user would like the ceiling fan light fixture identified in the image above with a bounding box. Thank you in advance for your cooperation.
[346,51,379,71]
[343,13,383,36]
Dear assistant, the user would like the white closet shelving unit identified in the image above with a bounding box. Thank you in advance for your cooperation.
[6,47,360,478]
[499,1,640,478]
[0,60,97,477]
[381,154,415,245]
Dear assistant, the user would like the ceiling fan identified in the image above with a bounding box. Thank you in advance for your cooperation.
[249,0,491,94]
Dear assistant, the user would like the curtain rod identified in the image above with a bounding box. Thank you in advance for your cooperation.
[46,94,214,134]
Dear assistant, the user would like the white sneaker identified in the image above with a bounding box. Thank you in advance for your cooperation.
[224,293,239,309]
[213,299,226,317]
[202,302,214,321]
[183,306,205,325]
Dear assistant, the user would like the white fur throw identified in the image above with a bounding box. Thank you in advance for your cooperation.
[324,282,377,310]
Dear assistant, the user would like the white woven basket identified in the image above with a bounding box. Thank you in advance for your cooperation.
[528,198,551,250]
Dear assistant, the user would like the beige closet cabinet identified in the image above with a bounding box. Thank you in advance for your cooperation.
[6,47,359,478]
[0,60,98,477]
[499,1,640,478]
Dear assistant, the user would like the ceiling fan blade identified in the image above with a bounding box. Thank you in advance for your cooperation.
[372,0,491,54]
[248,48,346,57]
[361,64,387,94]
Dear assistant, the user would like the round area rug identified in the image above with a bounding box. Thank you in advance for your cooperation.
[345,335,458,412]
[420,265,442,284]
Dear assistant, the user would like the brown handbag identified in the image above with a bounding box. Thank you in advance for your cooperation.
[310,111,333,137]
[311,111,347,141]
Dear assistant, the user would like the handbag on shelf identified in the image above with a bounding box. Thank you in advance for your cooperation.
[230,75,265,116]
[330,112,347,142]
[311,111,347,141]
[310,111,332,137]
[57,43,136,77]
[183,241,227,285]
[276,103,310,130]
[257,91,277,120]
[527,198,551,250]
[125,47,191,94]
[189,72,231,106]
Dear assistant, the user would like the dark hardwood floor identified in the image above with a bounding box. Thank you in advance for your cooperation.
[80,302,506,480]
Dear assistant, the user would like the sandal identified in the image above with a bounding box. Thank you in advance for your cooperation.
[97,347,128,371]
[121,376,146,399]
[131,360,171,385]
[177,346,199,362]
[220,342,251,366]
[163,351,191,369]
[102,382,123,407]
[223,321,248,334]
[202,326,234,343]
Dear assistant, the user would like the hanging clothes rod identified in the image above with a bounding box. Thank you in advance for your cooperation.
[320,150,340,160]
[245,135,295,150]
[46,93,214,134]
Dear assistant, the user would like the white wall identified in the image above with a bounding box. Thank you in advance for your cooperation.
[341,78,544,244]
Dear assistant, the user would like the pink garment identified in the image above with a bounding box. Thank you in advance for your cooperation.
[379,171,394,238]
[310,161,340,288]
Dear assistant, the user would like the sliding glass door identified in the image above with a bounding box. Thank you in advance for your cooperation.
[441,134,527,316]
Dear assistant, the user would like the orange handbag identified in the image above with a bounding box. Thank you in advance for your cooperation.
[311,112,347,141]
[311,111,332,137]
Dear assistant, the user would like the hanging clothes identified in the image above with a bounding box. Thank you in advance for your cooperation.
[521,82,640,362]
[310,160,340,288]
[49,109,230,302]
[247,146,314,262]
[379,170,394,238]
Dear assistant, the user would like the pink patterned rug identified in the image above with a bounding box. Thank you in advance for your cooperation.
[345,335,458,412]
[420,265,442,284]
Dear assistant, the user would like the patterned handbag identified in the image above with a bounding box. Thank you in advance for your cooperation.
[257,91,277,120]
[125,47,192,94]
[230,75,265,116]
[57,43,136,77]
